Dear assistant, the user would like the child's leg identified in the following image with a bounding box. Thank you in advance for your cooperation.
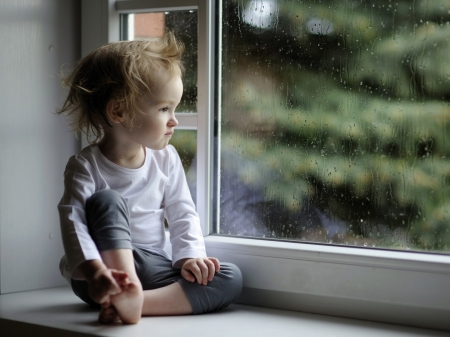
[142,282,192,315]
[178,262,243,314]
[99,249,143,323]
[132,248,193,315]
[84,190,193,320]
[81,189,241,320]
[96,248,192,321]
[85,190,143,324]
[140,262,242,315]
[133,249,242,315]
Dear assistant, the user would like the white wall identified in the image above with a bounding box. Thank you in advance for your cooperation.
[0,0,81,294]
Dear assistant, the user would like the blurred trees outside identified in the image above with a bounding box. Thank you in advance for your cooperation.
[215,0,450,252]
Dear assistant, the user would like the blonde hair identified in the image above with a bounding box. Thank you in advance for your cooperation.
[57,31,184,144]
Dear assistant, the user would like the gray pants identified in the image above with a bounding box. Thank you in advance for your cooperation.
[71,189,243,314]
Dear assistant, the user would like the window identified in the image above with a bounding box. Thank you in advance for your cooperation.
[83,0,450,330]
[219,0,450,254]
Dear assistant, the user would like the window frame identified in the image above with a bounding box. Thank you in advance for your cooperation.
[82,0,450,331]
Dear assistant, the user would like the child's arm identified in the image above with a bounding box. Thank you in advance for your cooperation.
[163,146,211,270]
[77,259,129,304]
[59,153,104,280]
[179,257,220,285]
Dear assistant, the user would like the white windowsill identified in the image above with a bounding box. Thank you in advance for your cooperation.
[203,235,450,330]
[204,235,450,271]
[0,287,448,337]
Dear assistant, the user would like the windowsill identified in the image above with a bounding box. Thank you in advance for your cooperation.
[204,235,450,268]
[0,287,448,337]
[203,235,450,330]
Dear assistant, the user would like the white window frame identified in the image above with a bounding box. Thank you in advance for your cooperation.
[82,0,450,331]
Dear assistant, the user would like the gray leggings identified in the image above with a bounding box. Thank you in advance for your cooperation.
[71,189,243,314]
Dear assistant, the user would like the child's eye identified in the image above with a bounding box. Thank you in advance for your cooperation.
[159,107,170,113]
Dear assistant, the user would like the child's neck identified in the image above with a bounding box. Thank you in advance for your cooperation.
[98,138,146,169]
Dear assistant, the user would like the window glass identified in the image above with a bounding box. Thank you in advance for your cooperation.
[219,0,450,253]
[170,130,198,204]
[170,130,197,172]
[121,11,198,112]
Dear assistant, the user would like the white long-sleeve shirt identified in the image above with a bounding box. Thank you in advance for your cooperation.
[58,144,206,280]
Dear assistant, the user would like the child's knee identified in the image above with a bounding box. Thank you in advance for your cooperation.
[86,189,125,211]
[219,262,243,301]
[85,189,131,243]
[86,190,129,223]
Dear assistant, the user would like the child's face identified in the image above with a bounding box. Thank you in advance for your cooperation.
[129,75,183,150]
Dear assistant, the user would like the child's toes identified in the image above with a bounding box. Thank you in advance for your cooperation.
[98,305,120,324]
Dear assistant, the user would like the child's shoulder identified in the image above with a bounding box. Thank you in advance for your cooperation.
[69,144,97,161]
[65,145,99,173]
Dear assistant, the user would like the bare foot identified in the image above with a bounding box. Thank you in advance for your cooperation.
[110,281,143,324]
[98,303,120,324]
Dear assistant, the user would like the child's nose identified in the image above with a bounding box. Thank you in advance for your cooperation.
[169,114,178,127]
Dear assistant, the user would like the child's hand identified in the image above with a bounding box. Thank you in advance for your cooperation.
[180,257,220,285]
[78,260,130,304]
[88,268,129,304]
[79,259,130,304]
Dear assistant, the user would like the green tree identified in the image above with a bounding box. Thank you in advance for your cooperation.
[219,0,450,251]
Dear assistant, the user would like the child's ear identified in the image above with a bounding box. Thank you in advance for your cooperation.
[106,99,125,123]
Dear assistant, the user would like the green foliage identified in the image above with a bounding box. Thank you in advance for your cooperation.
[220,0,450,251]
[169,130,197,172]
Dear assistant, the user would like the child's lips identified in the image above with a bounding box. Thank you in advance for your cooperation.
[165,131,174,136]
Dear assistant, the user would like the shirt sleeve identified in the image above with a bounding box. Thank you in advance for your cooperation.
[58,154,102,279]
[164,145,207,267]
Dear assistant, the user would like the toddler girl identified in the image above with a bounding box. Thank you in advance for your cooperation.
[57,32,242,324]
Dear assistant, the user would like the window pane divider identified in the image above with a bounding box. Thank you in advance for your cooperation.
[175,113,198,130]
[196,0,215,236]
[115,0,197,13]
